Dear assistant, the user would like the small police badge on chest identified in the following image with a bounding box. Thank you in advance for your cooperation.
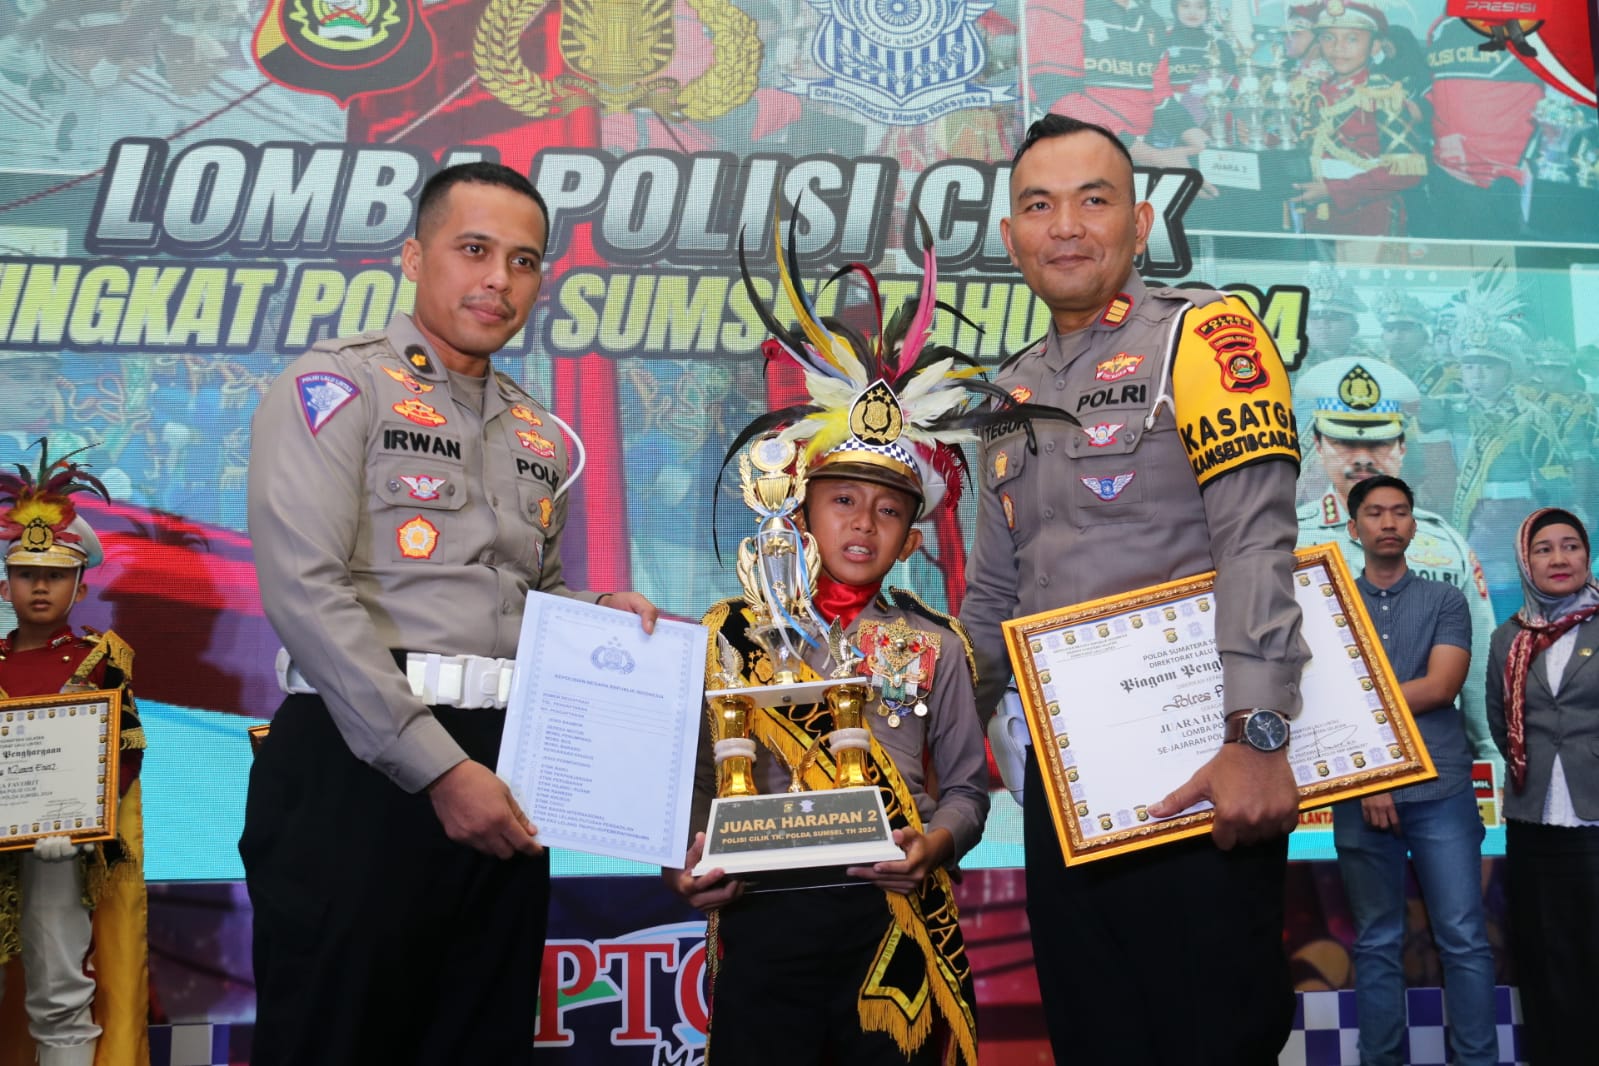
[856,618,941,728]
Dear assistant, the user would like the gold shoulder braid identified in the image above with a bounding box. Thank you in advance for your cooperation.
[708,608,978,1065]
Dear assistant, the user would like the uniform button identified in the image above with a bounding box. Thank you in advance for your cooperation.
[1038,574,1050,587]
[1044,507,1055,519]
[1055,380,1066,390]
[445,484,456,496]
[489,494,499,507]
[1045,440,1057,453]
[502,601,515,614]
[1381,605,1389,611]
[387,479,401,492]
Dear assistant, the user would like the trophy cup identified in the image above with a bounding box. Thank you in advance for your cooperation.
[1265,43,1299,150]
[693,434,901,885]
[1202,40,1231,147]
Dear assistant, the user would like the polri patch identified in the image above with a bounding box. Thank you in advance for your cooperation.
[393,399,447,427]
[296,373,359,435]
[1080,472,1135,501]
[396,515,440,560]
[1094,354,1144,382]
[382,366,433,394]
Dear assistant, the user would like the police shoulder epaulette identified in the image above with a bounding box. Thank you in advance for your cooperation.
[995,334,1047,375]
[66,628,134,689]
[310,329,386,355]
[887,588,978,687]
[493,369,535,402]
[1148,284,1225,309]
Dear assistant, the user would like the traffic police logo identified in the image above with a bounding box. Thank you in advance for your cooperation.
[1082,422,1124,448]
[509,404,543,426]
[382,366,433,394]
[791,0,1012,125]
[1095,354,1144,382]
[296,373,359,435]
[517,430,557,458]
[399,475,446,501]
[1080,472,1135,501]
[392,399,447,427]
[1336,363,1382,409]
[396,515,439,559]
[848,380,905,445]
[253,0,437,107]
[1195,312,1270,394]
[472,0,758,120]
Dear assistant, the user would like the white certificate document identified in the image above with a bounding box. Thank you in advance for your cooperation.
[497,591,705,867]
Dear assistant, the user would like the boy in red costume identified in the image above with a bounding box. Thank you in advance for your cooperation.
[0,442,147,1066]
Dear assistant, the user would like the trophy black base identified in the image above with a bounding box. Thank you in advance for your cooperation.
[692,786,902,893]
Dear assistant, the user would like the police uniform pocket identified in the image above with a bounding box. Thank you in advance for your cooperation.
[1066,460,1149,527]
[980,435,1028,492]
[374,457,466,564]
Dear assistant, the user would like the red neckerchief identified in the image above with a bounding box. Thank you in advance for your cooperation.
[814,573,880,630]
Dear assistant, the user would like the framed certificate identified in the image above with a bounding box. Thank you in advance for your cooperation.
[1003,543,1434,865]
[0,690,123,852]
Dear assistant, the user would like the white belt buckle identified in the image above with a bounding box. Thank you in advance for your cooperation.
[460,656,503,710]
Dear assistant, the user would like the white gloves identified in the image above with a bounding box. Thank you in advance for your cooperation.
[32,835,88,862]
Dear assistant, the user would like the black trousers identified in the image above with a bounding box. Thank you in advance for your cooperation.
[1505,819,1599,1066]
[1022,748,1293,1066]
[707,886,941,1066]
[240,695,551,1066]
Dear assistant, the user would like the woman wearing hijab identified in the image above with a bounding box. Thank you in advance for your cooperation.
[1485,507,1599,1064]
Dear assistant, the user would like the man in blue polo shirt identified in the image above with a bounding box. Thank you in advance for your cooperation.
[1335,474,1497,1066]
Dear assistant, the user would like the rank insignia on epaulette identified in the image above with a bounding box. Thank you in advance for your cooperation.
[510,404,543,426]
[296,373,359,435]
[1322,492,1340,525]
[393,399,447,427]
[382,366,433,394]
[517,430,556,458]
[1101,293,1132,325]
[405,345,435,374]
[396,515,439,559]
[857,618,941,727]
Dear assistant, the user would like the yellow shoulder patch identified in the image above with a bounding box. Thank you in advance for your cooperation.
[1172,296,1300,486]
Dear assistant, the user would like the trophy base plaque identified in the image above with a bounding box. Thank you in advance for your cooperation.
[693,785,902,892]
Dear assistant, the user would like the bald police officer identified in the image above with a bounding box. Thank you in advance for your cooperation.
[242,162,656,1066]
[962,114,1310,1065]
[1294,357,1497,763]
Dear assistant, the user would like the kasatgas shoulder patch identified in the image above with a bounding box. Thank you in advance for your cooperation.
[1171,296,1300,485]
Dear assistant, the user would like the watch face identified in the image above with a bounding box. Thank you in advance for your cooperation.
[1244,710,1289,752]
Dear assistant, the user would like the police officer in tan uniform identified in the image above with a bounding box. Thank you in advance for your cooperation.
[1294,357,1498,764]
[961,114,1309,1065]
[241,162,656,1066]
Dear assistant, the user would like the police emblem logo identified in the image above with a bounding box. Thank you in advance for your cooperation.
[517,430,557,458]
[1336,364,1382,410]
[396,515,440,559]
[1079,472,1135,501]
[399,475,446,501]
[993,452,1008,479]
[538,497,554,528]
[253,0,436,106]
[1094,354,1144,382]
[393,399,447,427]
[296,372,360,435]
[509,404,543,426]
[1009,386,1033,404]
[1164,628,1178,643]
[1082,422,1125,448]
[473,0,758,120]
[381,366,433,394]
[1100,293,1133,325]
[848,380,905,446]
[793,0,1012,125]
[1195,311,1270,394]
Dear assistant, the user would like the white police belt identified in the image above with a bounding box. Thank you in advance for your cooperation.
[275,648,515,710]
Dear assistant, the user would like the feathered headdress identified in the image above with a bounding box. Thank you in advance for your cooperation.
[727,207,1074,519]
[0,438,109,569]
[1450,262,1526,365]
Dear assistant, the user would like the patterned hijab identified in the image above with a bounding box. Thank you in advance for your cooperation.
[1501,507,1599,791]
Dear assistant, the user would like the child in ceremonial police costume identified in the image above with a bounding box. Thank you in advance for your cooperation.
[0,443,148,1066]
[664,227,1062,1065]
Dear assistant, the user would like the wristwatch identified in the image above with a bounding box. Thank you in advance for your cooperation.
[1223,709,1290,752]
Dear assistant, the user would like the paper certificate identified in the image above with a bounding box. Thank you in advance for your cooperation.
[1003,544,1434,865]
[0,690,122,852]
[497,592,705,867]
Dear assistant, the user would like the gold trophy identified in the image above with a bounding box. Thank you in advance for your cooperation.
[692,434,900,885]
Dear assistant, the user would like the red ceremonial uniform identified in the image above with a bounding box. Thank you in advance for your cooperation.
[1304,67,1424,235]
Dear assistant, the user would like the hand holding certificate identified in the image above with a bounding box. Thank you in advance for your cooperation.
[496,591,705,868]
[1003,544,1434,865]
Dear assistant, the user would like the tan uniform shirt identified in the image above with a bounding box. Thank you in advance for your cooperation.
[248,314,599,793]
[961,275,1309,718]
